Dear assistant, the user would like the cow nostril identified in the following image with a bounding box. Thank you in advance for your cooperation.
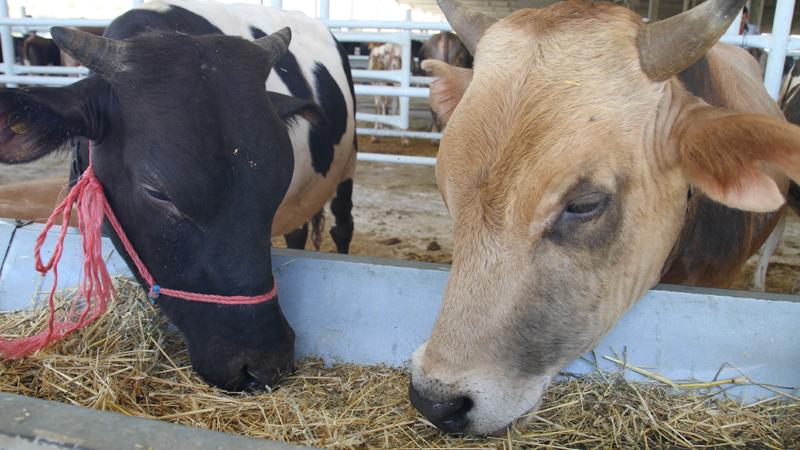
[408,382,474,433]
[240,366,264,392]
[239,364,288,392]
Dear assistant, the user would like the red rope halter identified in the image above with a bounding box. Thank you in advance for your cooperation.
[0,142,277,359]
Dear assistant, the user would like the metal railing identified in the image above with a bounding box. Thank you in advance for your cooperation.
[0,0,797,166]
[0,0,448,147]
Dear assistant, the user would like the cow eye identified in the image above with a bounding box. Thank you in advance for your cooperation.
[143,186,171,203]
[561,193,608,221]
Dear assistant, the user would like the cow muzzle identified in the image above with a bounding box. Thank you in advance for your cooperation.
[408,343,555,435]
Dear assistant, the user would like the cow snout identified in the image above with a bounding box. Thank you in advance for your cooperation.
[238,356,295,392]
[408,381,473,433]
[196,341,295,392]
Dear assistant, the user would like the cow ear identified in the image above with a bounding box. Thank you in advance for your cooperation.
[677,106,800,212]
[268,92,326,127]
[422,59,473,126]
[0,81,95,163]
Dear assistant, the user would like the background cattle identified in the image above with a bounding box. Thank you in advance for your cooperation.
[367,42,408,145]
[0,177,74,226]
[417,32,471,133]
[750,57,800,291]
[0,0,356,392]
[0,35,25,65]
[21,33,60,66]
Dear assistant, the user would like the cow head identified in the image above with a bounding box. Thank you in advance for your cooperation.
[410,0,800,435]
[0,28,323,391]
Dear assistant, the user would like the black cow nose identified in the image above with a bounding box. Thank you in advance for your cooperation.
[408,381,474,433]
[239,365,286,392]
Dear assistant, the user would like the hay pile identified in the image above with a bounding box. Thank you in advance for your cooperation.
[0,278,797,449]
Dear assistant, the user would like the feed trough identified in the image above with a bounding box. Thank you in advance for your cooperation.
[0,219,797,448]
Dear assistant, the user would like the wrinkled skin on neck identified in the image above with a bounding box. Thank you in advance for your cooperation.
[410,2,790,435]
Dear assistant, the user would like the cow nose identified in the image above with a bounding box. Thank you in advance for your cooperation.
[238,362,293,392]
[408,381,473,433]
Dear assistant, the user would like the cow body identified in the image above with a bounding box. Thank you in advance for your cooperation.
[409,0,800,436]
[660,44,784,286]
[0,0,354,391]
[367,43,407,145]
[418,32,471,70]
[22,34,61,67]
[0,177,73,225]
[417,32,471,132]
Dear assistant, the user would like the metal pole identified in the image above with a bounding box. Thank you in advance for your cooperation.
[0,0,16,88]
[319,0,330,20]
[750,0,765,30]
[399,10,412,132]
[724,9,743,37]
[764,0,795,99]
[271,0,282,9]
[648,0,660,21]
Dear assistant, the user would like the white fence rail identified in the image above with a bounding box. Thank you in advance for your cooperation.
[0,0,797,156]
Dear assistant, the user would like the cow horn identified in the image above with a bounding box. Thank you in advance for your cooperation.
[50,26,129,76]
[436,0,497,55]
[253,27,292,66]
[639,0,746,81]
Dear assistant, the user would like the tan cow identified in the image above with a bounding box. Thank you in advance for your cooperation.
[409,0,800,435]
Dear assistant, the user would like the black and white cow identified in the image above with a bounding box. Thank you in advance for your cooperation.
[0,0,356,391]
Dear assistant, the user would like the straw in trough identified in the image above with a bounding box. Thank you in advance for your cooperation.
[0,278,797,448]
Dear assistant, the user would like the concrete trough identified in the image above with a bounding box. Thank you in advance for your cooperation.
[0,218,798,448]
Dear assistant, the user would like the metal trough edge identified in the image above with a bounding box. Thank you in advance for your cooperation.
[1,219,798,403]
[0,392,308,450]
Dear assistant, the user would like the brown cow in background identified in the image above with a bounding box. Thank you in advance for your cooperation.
[418,32,471,132]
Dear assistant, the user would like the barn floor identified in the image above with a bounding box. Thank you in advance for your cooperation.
[0,135,798,294]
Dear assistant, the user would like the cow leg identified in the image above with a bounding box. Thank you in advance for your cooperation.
[309,208,325,251]
[329,178,354,254]
[371,97,383,143]
[751,212,786,291]
[283,222,309,250]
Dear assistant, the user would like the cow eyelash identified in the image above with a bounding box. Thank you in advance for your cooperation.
[561,192,609,221]
[141,184,188,219]
[143,185,171,203]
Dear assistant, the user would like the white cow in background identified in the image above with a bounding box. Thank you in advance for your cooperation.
[368,43,409,146]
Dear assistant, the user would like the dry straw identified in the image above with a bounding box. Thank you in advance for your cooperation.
[0,278,797,449]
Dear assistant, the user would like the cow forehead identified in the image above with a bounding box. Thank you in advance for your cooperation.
[476,6,647,86]
[438,4,665,218]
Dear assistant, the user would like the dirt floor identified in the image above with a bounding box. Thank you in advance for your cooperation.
[1,136,799,294]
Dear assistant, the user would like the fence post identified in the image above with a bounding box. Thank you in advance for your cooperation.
[647,0,660,21]
[0,0,16,88]
[399,11,412,134]
[764,0,795,100]
[319,0,330,20]
[724,9,742,37]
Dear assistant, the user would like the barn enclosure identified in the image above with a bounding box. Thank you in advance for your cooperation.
[0,0,798,448]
